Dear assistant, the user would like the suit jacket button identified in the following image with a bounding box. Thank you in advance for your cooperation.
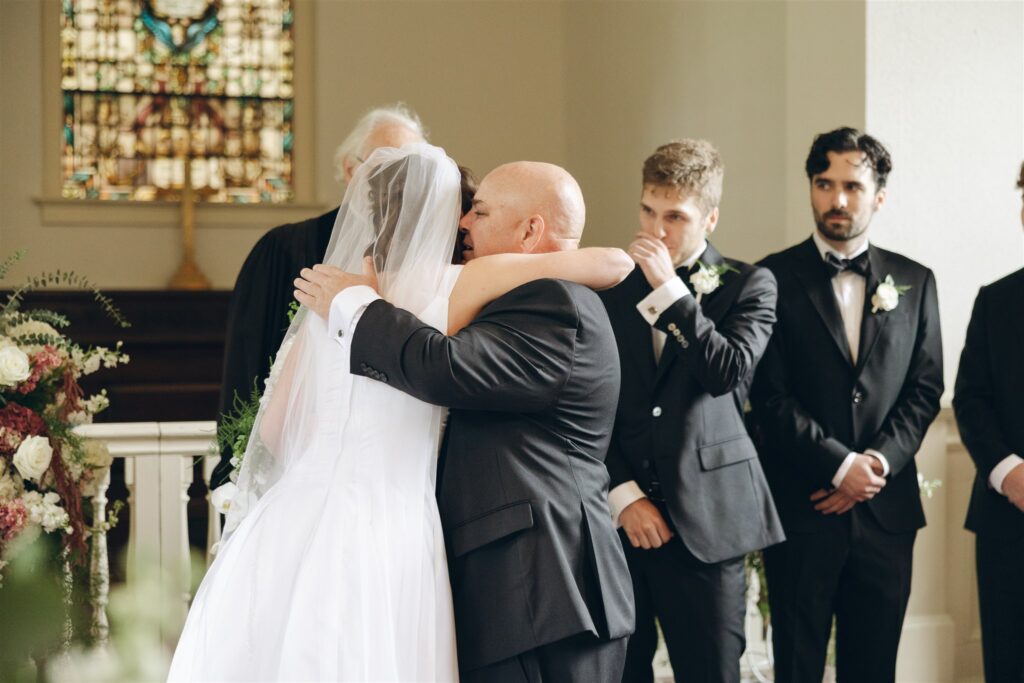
[852,391,864,404]
[652,406,662,417]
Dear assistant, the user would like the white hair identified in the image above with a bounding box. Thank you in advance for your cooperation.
[332,103,428,185]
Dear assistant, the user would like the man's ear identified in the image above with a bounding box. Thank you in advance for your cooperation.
[520,215,547,253]
[704,206,720,236]
[873,188,887,211]
[343,156,358,184]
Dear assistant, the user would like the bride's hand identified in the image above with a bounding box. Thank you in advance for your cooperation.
[294,260,379,320]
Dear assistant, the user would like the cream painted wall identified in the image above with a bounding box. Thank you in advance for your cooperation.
[564,0,789,262]
[866,0,1024,397]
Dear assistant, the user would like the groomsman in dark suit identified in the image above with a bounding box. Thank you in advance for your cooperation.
[600,140,785,683]
[954,162,1024,683]
[751,127,943,683]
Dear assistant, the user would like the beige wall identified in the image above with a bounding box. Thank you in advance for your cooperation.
[1,0,868,290]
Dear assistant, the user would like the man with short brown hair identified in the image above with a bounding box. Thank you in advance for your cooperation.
[600,139,783,682]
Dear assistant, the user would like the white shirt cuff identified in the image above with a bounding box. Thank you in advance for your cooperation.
[328,285,380,348]
[989,454,1024,495]
[864,449,890,477]
[608,481,647,528]
[636,276,690,326]
[832,452,859,488]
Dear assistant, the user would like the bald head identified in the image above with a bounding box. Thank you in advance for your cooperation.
[459,160,587,259]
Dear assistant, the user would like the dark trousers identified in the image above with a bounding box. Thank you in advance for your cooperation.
[620,522,746,683]
[764,505,915,683]
[976,533,1024,682]
[462,632,628,683]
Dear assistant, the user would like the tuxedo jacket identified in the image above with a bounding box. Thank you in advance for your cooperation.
[600,244,785,564]
[350,279,635,671]
[954,267,1024,538]
[213,208,338,488]
[751,238,943,535]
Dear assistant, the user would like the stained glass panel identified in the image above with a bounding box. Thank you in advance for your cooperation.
[60,0,294,203]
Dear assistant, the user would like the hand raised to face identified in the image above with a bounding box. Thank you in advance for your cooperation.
[293,258,379,320]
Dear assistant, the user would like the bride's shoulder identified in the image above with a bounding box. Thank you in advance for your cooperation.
[444,264,465,292]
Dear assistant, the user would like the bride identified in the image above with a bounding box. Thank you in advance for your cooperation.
[167,143,631,682]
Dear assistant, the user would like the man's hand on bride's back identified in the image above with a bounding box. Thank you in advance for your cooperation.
[294,258,379,320]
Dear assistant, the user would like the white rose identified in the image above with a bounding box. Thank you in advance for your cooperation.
[210,482,239,515]
[689,270,719,296]
[0,345,31,387]
[871,278,900,313]
[82,440,113,469]
[13,435,54,483]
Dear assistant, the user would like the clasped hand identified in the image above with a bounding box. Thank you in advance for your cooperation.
[294,257,379,320]
[810,454,886,515]
[619,498,674,550]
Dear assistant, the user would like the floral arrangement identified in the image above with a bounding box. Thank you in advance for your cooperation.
[0,251,129,582]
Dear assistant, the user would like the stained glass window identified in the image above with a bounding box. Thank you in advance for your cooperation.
[60,0,294,203]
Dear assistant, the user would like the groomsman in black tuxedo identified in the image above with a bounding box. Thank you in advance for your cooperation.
[954,162,1024,682]
[751,127,943,682]
[600,140,785,683]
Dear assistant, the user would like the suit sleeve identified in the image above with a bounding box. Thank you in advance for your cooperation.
[655,266,778,397]
[954,286,1013,478]
[349,280,577,412]
[867,269,944,476]
[750,271,851,487]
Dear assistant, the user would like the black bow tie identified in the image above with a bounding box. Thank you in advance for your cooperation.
[824,251,870,278]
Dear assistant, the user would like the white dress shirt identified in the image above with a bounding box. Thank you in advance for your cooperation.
[607,241,706,525]
[810,232,890,487]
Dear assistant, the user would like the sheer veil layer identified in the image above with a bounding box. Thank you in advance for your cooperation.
[223,143,461,540]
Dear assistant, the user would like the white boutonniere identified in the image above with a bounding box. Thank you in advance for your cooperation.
[689,261,739,303]
[870,275,911,314]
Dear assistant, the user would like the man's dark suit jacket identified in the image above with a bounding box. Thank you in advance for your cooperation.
[954,267,1024,537]
[212,208,338,488]
[350,278,635,672]
[751,238,943,534]
[600,244,784,563]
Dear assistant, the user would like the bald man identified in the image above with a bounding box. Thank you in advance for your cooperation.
[302,161,634,682]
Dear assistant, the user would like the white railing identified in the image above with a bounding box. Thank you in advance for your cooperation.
[74,420,219,641]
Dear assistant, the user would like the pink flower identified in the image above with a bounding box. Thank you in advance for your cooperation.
[0,498,28,543]
[17,345,64,396]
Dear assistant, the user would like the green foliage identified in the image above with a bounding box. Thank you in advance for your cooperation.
[1,265,130,330]
[216,379,262,467]
[286,300,300,323]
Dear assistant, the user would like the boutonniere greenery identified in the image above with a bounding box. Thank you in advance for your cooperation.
[871,274,911,314]
[689,261,739,303]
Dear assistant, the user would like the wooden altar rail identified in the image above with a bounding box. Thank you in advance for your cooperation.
[74,420,219,642]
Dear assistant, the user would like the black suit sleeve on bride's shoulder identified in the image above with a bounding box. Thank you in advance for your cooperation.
[350,279,578,412]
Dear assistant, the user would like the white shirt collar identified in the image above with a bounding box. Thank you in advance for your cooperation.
[678,239,708,270]
[811,230,869,262]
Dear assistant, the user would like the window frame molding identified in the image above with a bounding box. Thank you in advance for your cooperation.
[37,0,322,228]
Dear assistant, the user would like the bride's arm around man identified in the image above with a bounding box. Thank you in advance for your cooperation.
[296,161,636,683]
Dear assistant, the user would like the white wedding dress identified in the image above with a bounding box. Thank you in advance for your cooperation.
[167,266,463,682]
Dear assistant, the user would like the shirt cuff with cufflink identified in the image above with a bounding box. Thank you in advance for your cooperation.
[636,276,690,326]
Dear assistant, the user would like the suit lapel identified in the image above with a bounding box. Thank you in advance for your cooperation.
[793,238,854,365]
[855,245,888,373]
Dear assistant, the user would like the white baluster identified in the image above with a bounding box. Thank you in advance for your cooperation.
[203,454,222,565]
[89,469,111,647]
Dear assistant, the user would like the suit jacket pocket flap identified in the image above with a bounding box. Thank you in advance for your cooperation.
[698,435,757,471]
[451,501,534,557]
